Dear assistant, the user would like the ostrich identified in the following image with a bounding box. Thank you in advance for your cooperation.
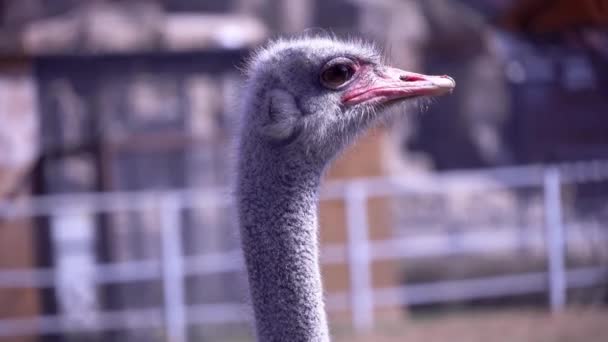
[236,36,454,341]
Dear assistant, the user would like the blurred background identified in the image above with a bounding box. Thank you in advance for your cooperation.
[0,0,607,341]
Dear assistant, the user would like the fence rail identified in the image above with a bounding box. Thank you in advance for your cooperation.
[0,160,607,339]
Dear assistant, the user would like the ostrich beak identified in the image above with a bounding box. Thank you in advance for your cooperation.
[342,66,455,106]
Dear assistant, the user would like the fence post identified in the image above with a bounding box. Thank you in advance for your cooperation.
[160,194,187,342]
[345,182,373,333]
[543,167,566,313]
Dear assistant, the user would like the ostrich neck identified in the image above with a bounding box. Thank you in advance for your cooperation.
[237,147,330,342]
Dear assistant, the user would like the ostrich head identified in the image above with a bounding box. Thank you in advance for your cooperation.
[241,36,455,163]
[237,37,455,341]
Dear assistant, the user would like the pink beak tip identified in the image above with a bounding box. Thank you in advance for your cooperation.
[434,74,456,89]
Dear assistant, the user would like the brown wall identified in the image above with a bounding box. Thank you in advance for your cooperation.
[320,127,403,326]
[0,203,40,342]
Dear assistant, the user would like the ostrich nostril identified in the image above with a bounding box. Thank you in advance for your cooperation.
[400,75,425,82]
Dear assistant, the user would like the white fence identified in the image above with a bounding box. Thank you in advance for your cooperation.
[0,161,608,340]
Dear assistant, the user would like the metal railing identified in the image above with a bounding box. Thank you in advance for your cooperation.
[0,160,607,340]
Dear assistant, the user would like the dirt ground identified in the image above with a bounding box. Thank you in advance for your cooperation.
[333,308,608,342]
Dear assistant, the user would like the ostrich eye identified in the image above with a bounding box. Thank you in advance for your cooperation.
[320,60,356,89]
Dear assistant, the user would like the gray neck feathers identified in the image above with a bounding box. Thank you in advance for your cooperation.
[237,141,330,341]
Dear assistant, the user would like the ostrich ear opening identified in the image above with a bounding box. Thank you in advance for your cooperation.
[261,89,302,142]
